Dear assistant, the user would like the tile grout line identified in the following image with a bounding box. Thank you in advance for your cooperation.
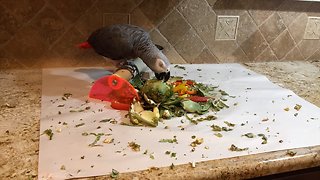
[153,28,187,64]
[175,8,211,63]
[176,0,221,63]
[47,0,100,50]
[248,12,279,61]
[284,13,307,59]
[0,1,49,51]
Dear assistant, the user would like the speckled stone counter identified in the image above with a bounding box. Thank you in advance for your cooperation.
[0,61,319,179]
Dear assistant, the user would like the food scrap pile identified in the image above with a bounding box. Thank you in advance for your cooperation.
[127,76,230,127]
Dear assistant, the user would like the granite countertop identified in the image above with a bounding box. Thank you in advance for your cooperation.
[0,61,319,179]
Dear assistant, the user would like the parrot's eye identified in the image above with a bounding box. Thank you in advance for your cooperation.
[155,71,170,82]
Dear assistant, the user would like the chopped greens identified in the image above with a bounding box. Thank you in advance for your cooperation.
[99,118,113,123]
[242,133,255,138]
[88,133,104,147]
[159,136,178,144]
[186,114,217,124]
[190,138,204,147]
[294,104,302,111]
[110,169,119,178]
[42,129,53,140]
[224,121,235,127]
[75,123,85,128]
[257,134,268,144]
[125,76,230,127]
[211,124,233,132]
[214,133,223,138]
[229,144,249,151]
[62,93,72,100]
[128,142,141,152]
[174,65,186,70]
[286,150,297,157]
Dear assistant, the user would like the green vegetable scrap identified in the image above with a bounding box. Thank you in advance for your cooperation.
[128,142,141,152]
[258,134,268,144]
[88,133,104,147]
[224,121,235,127]
[75,123,85,127]
[110,169,119,179]
[174,65,186,70]
[62,93,72,100]
[159,136,178,144]
[242,133,255,138]
[294,104,302,111]
[190,138,204,147]
[229,144,249,152]
[99,118,113,123]
[286,150,297,157]
[211,124,233,132]
[214,133,223,138]
[42,129,53,140]
[126,76,231,127]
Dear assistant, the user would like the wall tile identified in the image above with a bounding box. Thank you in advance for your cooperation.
[130,7,154,31]
[149,29,186,64]
[305,2,320,17]
[206,0,217,8]
[4,26,48,67]
[103,13,130,26]
[1,0,45,26]
[298,39,320,59]
[0,50,25,69]
[29,7,68,45]
[255,46,278,62]
[158,9,191,46]
[75,7,102,37]
[174,29,205,63]
[270,30,296,59]
[236,11,259,44]
[138,0,181,25]
[209,40,248,62]
[51,27,86,63]
[193,48,219,64]
[187,7,217,47]
[0,4,21,45]
[288,13,308,44]
[96,0,136,14]
[212,0,246,15]
[1,0,318,68]
[240,30,268,60]
[244,0,284,26]
[278,0,311,27]
[178,0,213,27]
[49,0,94,22]
[282,46,304,61]
[260,13,286,44]
[307,48,320,61]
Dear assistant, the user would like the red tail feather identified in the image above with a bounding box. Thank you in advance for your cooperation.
[77,41,92,49]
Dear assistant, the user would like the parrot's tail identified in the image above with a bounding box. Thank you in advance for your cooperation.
[77,41,92,49]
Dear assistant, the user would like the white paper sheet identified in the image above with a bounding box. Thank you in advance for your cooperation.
[38,64,320,179]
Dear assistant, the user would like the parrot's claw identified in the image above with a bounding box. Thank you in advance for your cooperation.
[155,71,170,82]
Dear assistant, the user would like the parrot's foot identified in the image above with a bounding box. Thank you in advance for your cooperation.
[155,71,170,82]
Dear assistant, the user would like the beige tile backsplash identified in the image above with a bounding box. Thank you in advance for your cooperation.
[1,0,320,69]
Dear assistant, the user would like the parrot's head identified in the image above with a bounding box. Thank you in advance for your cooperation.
[153,58,170,82]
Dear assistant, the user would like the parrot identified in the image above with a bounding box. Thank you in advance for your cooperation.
[78,24,171,81]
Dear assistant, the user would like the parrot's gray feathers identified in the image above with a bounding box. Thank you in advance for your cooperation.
[87,24,170,77]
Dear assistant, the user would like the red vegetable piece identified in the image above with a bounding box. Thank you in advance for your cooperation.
[111,101,131,110]
[189,96,208,102]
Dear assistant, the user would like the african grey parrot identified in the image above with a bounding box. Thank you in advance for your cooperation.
[79,24,171,81]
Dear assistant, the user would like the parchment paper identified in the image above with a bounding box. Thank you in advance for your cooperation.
[38,64,320,179]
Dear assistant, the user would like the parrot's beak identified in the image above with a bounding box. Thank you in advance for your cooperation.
[155,71,170,82]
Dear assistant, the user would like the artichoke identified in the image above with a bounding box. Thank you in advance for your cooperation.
[141,80,173,103]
